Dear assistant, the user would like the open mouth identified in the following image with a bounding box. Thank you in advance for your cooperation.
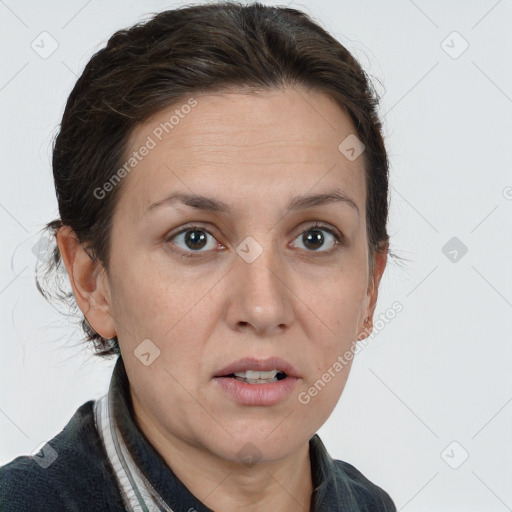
[213,361,299,405]
[224,370,288,384]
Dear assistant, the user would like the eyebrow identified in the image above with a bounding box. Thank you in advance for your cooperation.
[145,189,360,217]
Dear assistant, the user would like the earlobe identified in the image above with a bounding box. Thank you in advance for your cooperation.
[357,316,372,341]
[56,226,117,340]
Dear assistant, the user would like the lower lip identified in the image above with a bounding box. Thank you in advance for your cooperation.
[213,376,299,406]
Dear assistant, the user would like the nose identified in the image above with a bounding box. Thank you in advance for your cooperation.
[225,237,295,337]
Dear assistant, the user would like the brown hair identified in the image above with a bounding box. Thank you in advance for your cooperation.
[37,1,398,358]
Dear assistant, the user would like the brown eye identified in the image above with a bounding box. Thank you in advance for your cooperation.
[181,229,209,250]
[292,224,343,253]
[166,225,221,256]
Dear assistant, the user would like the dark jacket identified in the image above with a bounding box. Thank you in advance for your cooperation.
[0,356,396,511]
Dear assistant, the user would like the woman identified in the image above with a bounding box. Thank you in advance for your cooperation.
[0,2,397,510]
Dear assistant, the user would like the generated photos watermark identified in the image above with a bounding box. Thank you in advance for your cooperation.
[93,97,198,200]
[298,301,403,405]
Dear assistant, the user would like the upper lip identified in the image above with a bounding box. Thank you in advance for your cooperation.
[214,357,300,378]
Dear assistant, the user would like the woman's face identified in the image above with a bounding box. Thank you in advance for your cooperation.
[100,86,384,463]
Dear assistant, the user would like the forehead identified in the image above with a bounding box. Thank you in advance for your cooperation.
[116,87,366,218]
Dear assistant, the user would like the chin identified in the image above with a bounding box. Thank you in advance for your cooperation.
[206,423,309,465]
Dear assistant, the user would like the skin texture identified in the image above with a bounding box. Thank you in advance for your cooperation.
[58,86,387,512]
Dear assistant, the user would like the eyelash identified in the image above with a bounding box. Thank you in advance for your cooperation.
[165,222,345,259]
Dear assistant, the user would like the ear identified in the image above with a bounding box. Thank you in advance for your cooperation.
[358,242,388,340]
[56,225,117,339]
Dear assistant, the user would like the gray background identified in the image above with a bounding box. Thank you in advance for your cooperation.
[1,1,511,510]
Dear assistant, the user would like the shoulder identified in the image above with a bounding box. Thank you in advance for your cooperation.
[333,458,397,511]
[0,455,69,511]
[0,400,125,512]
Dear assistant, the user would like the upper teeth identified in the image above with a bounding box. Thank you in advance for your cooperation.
[234,370,279,379]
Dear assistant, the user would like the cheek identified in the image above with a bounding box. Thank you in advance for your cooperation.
[299,278,367,403]
[300,281,363,408]
[109,251,208,338]
[108,256,223,390]
[306,273,368,341]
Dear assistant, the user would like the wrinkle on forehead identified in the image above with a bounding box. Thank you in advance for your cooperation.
[117,87,365,221]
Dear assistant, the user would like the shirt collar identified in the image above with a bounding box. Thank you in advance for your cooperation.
[109,355,340,511]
